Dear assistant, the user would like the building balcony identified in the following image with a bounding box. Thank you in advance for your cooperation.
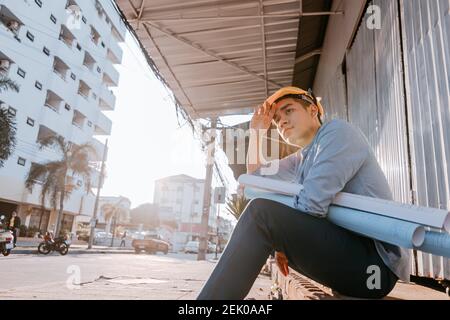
[102,61,120,87]
[53,56,70,81]
[48,74,76,107]
[40,106,66,137]
[53,38,83,70]
[73,94,99,121]
[107,37,123,65]
[0,51,14,77]
[94,111,112,136]
[68,123,90,151]
[72,109,86,130]
[0,5,23,39]
[99,86,116,110]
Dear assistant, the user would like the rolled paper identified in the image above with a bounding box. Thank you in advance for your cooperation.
[239,174,450,232]
[244,188,425,249]
[415,231,450,258]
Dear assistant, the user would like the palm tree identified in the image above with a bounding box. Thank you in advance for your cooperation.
[0,75,20,93]
[25,136,96,236]
[0,75,19,168]
[225,194,250,221]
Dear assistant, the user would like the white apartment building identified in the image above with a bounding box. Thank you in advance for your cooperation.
[153,174,219,252]
[0,0,126,234]
[96,195,131,232]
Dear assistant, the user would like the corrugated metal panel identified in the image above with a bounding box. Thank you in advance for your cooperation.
[346,10,379,151]
[373,0,411,204]
[346,0,411,203]
[321,66,348,121]
[400,0,450,280]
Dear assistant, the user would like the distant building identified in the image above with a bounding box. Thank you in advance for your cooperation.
[95,196,131,233]
[153,174,218,252]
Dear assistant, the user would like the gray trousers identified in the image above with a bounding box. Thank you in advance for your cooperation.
[197,199,398,300]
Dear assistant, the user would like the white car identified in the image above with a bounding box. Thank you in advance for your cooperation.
[184,241,199,254]
[95,231,112,239]
[207,242,217,253]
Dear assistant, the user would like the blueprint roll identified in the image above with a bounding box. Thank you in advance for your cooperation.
[415,231,450,258]
[244,188,426,249]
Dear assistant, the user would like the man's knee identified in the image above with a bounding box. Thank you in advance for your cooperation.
[242,198,279,222]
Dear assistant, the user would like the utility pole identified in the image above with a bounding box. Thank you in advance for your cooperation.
[214,203,220,260]
[197,118,217,261]
[87,139,108,249]
[110,211,117,247]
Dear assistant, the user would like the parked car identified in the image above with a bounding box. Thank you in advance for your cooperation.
[207,241,216,253]
[132,235,170,254]
[95,231,112,239]
[184,241,199,254]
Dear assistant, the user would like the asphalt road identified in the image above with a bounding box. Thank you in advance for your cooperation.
[0,252,271,300]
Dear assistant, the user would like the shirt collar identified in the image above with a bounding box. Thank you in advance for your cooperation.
[300,121,331,156]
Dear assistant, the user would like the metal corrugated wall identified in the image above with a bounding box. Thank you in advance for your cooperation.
[321,67,348,121]
[320,0,450,280]
[346,0,411,204]
[400,0,450,280]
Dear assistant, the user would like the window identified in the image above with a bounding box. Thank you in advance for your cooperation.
[17,68,26,78]
[65,104,71,111]
[70,72,76,80]
[101,42,105,48]
[97,66,101,73]
[43,47,50,56]
[76,43,82,51]
[82,16,87,24]
[87,121,92,127]
[35,0,42,7]
[8,107,16,116]
[26,31,34,42]
[35,81,42,90]
[50,14,57,24]
[77,180,82,187]
[92,92,97,100]
[17,157,26,166]
[26,117,35,127]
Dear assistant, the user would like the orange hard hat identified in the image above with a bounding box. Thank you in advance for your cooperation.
[264,86,324,118]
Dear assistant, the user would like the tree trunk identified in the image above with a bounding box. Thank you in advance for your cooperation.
[54,189,65,237]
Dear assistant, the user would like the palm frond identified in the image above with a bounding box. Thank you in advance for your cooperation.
[226,195,250,221]
[25,162,48,191]
[0,108,17,168]
[37,135,67,154]
[0,76,20,93]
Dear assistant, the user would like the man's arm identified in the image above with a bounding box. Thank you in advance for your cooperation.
[295,123,370,217]
[249,149,300,182]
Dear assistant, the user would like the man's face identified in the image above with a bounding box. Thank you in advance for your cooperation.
[272,97,318,146]
[12,212,17,217]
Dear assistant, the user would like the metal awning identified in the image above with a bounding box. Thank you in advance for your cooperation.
[115,0,335,120]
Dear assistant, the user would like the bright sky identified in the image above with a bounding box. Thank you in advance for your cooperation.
[98,32,206,208]
[97,32,250,217]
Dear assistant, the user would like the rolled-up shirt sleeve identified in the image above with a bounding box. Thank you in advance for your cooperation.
[251,151,300,182]
[295,124,370,218]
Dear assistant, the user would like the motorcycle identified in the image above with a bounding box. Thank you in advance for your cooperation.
[38,232,71,255]
[0,215,14,256]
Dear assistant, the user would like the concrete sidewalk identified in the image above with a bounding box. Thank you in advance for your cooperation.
[13,237,135,255]
[270,262,450,300]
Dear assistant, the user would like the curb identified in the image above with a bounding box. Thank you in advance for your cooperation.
[11,248,136,255]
